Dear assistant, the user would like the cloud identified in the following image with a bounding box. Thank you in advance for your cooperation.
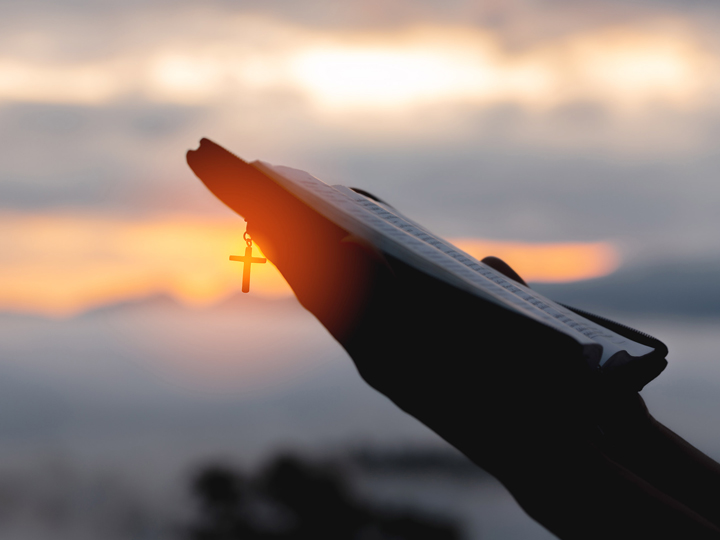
[533,257,720,317]
[454,238,619,282]
[1,2,720,270]
[0,15,714,114]
[0,7,717,170]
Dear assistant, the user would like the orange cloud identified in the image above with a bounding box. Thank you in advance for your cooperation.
[0,213,291,317]
[451,238,620,283]
[0,213,619,317]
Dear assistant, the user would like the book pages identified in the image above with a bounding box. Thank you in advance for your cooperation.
[254,161,653,368]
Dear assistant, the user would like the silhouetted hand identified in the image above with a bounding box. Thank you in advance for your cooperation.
[188,139,720,539]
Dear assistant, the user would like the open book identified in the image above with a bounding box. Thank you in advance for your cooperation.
[188,139,666,380]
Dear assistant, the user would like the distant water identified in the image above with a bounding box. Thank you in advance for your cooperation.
[0,299,718,539]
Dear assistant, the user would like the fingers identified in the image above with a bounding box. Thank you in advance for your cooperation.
[187,138,310,234]
[187,139,390,338]
[187,138,345,267]
[481,256,529,287]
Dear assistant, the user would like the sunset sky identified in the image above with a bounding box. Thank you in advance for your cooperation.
[3,0,720,315]
[4,8,720,537]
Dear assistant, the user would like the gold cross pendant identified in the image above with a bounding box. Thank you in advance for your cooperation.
[230,244,266,293]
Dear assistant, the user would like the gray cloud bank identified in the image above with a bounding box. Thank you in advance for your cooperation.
[1,0,716,35]
[534,257,720,318]
[4,99,720,266]
[3,0,720,265]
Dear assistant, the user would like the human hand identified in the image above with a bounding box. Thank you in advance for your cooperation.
[188,139,720,538]
[187,139,593,475]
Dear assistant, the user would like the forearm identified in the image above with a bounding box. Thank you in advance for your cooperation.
[349,345,720,538]
[502,440,720,540]
[334,260,720,537]
[595,393,720,530]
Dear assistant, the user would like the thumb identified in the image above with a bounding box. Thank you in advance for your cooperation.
[481,256,529,287]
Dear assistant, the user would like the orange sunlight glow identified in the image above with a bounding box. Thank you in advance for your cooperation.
[451,238,620,283]
[0,214,291,317]
[1,214,619,317]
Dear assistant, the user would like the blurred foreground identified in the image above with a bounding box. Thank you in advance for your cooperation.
[0,294,718,539]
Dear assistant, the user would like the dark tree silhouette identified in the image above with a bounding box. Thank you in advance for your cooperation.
[185,454,463,540]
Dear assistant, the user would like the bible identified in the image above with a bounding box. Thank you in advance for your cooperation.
[187,138,667,390]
